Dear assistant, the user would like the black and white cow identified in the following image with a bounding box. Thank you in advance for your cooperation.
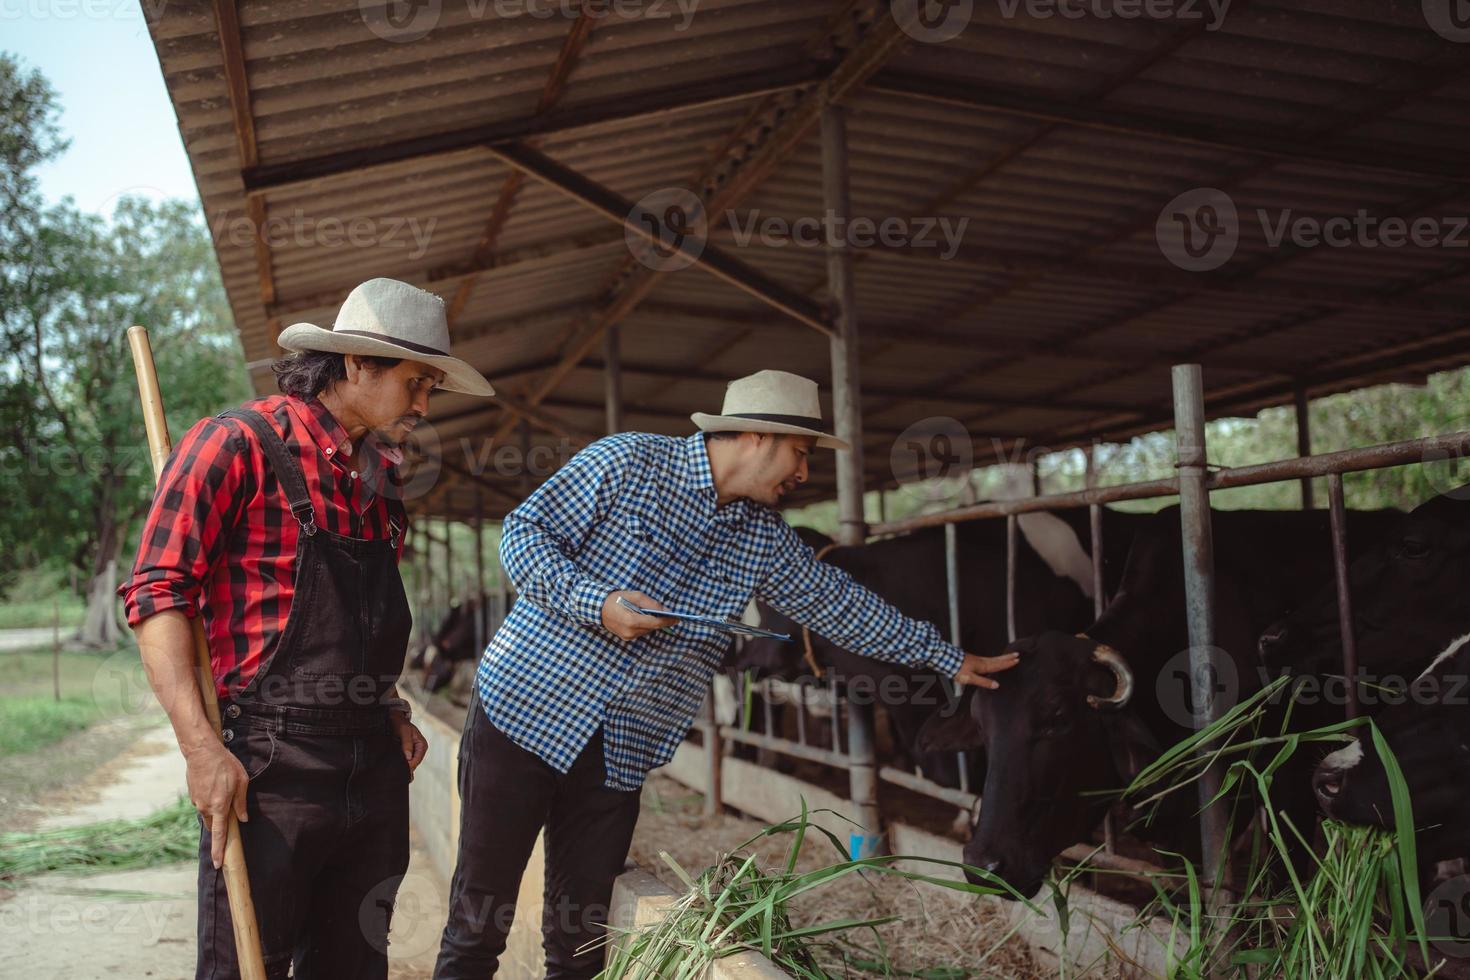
[1260,488,1470,682]
[918,506,1403,898]
[1313,630,1470,870]
[731,508,1153,788]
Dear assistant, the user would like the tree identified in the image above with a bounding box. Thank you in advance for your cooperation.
[1,53,249,644]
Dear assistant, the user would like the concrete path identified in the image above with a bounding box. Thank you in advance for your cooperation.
[0,720,448,979]
[0,627,73,653]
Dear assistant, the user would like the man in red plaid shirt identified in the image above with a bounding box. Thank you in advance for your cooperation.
[122,279,494,979]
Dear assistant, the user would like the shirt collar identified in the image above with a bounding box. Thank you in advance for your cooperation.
[682,432,715,493]
[288,396,404,467]
[684,432,751,526]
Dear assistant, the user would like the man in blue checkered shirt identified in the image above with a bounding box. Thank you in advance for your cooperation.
[433,370,1018,979]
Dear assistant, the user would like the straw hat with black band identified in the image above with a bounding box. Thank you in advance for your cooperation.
[276,278,496,396]
[690,369,849,450]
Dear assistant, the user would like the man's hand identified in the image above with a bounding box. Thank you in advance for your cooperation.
[391,714,429,781]
[955,649,1021,689]
[185,738,249,870]
[601,590,678,641]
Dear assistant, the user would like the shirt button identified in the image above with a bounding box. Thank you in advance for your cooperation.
[221,728,235,743]
[225,704,241,719]
[325,447,333,456]
[350,470,358,480]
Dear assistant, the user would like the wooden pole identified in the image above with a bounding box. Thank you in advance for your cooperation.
[126,326,267,980]
[474,493,487,654]
[52,599,60,702]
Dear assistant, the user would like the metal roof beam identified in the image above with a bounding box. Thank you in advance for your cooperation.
[240,64,821,196]
[485,3,918,445]
[485,141,833,336]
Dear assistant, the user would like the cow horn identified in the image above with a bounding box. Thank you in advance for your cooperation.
[1087,643,1134,709]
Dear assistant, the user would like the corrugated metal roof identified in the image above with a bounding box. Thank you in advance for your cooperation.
[145,0,1470,517]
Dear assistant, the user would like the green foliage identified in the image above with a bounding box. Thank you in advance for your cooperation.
[0,52,249,601]
[0,797,197,884]
[597,804,1023,979]
[0,696,99,757]
[1104,680,1438,977]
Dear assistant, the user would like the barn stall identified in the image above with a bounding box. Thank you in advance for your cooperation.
[142,1,1470,974]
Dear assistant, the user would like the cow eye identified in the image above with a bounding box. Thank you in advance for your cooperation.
[1397,537,1431,560]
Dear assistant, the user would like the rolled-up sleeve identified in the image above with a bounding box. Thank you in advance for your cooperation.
[499,436,633,629]
[757,520,965,678]
[120,417,247,625]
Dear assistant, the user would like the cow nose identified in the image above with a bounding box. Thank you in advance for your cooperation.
[1258,622,1291,659]
[1313,766,1344,807]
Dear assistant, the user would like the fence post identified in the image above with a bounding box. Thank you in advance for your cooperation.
[846,699,881,858]
[1171,364,1231,897]
[1326,473,1359,719]
[703,686,723,816]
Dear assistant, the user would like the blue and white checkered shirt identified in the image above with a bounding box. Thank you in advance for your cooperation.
[474,432,966,790]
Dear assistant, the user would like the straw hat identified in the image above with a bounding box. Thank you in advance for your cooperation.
[690,370,849,450]
[276,278,495,396]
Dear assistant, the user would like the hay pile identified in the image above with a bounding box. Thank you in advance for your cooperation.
[630,774,1059,979]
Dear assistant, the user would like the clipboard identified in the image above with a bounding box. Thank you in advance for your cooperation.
[615,596,792,641]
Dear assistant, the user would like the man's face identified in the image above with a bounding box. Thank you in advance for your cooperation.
[347,356,445,447]
[743,433,814,506]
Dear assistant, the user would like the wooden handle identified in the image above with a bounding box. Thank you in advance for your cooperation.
[127,326,268,980]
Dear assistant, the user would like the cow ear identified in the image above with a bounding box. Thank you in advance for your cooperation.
[916,688,984,753]
[1104,711,1161,786]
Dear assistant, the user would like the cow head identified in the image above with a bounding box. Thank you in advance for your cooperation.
[1314,633,1470,864]
[917,631,1158,898]
[1259,489,1470,677]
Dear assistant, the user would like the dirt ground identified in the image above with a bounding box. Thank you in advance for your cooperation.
[0,710,445,980]
[629,773,1051,979]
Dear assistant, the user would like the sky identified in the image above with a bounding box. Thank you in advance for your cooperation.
[6,0,199,213]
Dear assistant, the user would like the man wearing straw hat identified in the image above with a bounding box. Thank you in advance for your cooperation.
[122,279,495,979]
[434,368,1018,979]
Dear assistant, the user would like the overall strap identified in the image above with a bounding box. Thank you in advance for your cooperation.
[220,408,318,536]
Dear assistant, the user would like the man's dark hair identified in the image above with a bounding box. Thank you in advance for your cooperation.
[271,350,402,398]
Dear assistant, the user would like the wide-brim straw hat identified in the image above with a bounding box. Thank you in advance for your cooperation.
[690,369,849,450]
[276,278,495,396]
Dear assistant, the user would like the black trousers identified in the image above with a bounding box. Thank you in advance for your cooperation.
[197,717,410,979]
[433,699,642,979]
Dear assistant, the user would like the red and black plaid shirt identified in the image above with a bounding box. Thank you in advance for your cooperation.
[121,395,408,699]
